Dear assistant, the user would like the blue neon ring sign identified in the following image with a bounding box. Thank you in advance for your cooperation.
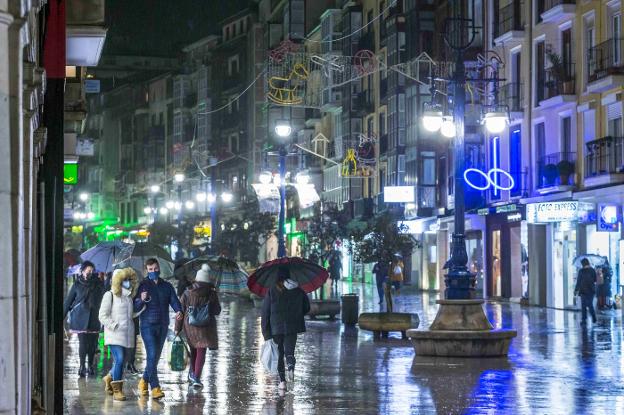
[464,167,515,192]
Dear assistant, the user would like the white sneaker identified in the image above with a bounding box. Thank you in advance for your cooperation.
[287,370,294,382]
[278,381,287,391]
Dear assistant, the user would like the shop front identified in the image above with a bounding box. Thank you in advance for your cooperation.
[479,204,528,301]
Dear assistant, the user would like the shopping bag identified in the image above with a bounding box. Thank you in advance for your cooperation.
[168,335,189,372]
[260,339,279,374]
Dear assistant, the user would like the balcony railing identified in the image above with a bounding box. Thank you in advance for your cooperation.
[537,152,576,188]
[588,38,624,83]
[544,0,575,12]
[585,136,624,177]
[537,63,576,102]
[498,82,523,112]
[494,1,524,39]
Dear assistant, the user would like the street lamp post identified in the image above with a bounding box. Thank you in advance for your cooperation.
[274,120,292,258]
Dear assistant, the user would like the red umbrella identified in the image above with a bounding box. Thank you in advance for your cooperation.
[247,257,329,296]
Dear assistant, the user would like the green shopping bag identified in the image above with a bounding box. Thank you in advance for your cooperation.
[168,335,189,372]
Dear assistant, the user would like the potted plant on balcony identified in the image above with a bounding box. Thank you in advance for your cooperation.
[543,163,558,186]
[547,52,574,95]
[557,160,574,186]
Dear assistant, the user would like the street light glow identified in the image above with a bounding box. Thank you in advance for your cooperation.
[150,184,160,193]
[221,192,233,203]
[73,212,82,220]
[483,111,508,133]
[422,111,443,132]
[174,173,185,183]
[440,118,456,138]
[174,202,182,211]
[159,207,169,215]
[86,212,95,220]
[165,200,175,209]
[185,200,195,210]
[196,192,207,202]
[143,207,152,215]
[274,121,292,138]
[258,171,273,185]
[207,193,217,203]
[79,192,89,202]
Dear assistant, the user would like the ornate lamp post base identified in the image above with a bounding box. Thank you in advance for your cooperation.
[407,300,516,357]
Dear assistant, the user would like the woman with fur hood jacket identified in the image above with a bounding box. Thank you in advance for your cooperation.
[98,268,144,401]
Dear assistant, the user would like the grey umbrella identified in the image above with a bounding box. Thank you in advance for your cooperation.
[572,254,607,268]
[80,241,132,273]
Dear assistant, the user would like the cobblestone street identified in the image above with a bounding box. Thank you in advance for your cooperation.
[64,282,624,414]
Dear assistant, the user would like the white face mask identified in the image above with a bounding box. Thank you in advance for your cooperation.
[122,280,131,289]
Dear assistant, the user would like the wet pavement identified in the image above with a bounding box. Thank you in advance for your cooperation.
[64,281,624,414]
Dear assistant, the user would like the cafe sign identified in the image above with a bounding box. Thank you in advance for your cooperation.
[526,201,578,223]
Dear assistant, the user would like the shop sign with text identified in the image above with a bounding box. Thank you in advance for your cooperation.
[526,201,578,223]
[597,204,620,232]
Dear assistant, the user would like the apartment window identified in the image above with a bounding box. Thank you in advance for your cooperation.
[536,121,546,163]
[583,110,596,142]
[367,117,374,136]
[562,28,572,69]
[535,41,545,105]
[225,26,230,41]
[607,103,623,137]
[379,113,386,135]
[228,133,239,153]
[561,116,572,156]
[509,127,522,197]
[612,12,622,65]
[228,55,239,76]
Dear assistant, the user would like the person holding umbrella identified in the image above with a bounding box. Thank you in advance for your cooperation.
[261,266,311,391]
[174,264,222,389]
[134,258,183,400]
[63,260,105,377]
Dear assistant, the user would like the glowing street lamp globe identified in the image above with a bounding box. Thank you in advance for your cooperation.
[79,192,89,202]
[422,110,443,132]
[150,184,160,193]
[440,117,456,138]
[221,192,234,203]
[143,207,152,215]
[159,207,169,215]
[165,200,175,209]
[196,192,207,202]
[483,112,508,134]
[274,121,292,138]
[185,200,195,210]
[174,173,185,183]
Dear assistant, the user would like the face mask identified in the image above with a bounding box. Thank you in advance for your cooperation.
[147,271,160,280]
[122,280,131,289]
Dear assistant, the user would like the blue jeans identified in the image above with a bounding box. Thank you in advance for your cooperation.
[375,276,386,303]
[580,294,596,323]
[140,324,168,388]
[109,345,126,381]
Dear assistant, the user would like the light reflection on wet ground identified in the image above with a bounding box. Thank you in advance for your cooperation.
[64,281,624,414]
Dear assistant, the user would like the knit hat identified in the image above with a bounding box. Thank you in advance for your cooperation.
[195,263,211,283]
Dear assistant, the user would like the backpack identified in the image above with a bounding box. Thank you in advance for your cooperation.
[187,303,211,327]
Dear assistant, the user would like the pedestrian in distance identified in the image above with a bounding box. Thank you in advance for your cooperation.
[390,254,404,296]
[63,260,105,378]
[575,258,598,326]
[174,264,222,389]
[372,258,389,305]
[134,258,183,400]
[261,266,311,391]
[328,250,342,292]
[98,267,144,401]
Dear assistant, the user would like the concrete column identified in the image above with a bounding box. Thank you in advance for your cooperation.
[528,224,547,306]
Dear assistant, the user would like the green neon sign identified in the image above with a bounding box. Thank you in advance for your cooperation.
[64,163,78,185]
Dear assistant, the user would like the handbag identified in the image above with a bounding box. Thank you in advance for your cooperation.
[260,339,279,374]
[168,335,189,372]
[187,303,211,327]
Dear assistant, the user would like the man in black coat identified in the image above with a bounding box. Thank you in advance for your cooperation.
[575,258,597,325]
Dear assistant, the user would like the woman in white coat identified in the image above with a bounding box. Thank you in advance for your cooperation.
[98,267,143,401]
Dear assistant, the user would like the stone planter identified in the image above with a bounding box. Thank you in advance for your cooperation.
[308,299,341,320]
[358,312,419,339]
[407,300,516,357]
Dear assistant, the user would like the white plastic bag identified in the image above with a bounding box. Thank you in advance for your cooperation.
[260,339,279,374]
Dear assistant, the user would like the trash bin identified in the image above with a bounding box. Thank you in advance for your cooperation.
[341,293,359,325]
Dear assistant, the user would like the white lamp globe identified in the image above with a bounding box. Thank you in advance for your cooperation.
[159,207,169,215]
[440,118,456,138]
[422,111,443,132]
[165,200,175,209]
[79,192,89,202]
[221,192,233,203]
[174,173,185,183]
[196,192,207,202]
[185,200,195,210]
[150,184,160,193]
[143,207,152,215]
[484,112,508,134]
[274,123,292,138]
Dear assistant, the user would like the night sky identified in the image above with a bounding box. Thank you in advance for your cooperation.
[104,0,254,57]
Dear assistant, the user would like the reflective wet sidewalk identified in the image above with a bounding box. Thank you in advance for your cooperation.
[64,282,624,414]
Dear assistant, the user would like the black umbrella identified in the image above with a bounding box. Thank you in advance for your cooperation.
[247,257,329,296]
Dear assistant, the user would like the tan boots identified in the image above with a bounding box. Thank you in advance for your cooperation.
[102,374,113,395]
[151,387,165,400]
[138,378,149,396]
[111,381,126,401]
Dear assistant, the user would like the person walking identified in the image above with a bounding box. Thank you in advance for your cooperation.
[261,267,310,391]
[328,250,342,292]
[134,258,183,400]
[372,259,389,305]
[63,260,105,378]
[174,264,221,389]
[99,267,144,401]
[575,258,598,326]
[390,254,404,296]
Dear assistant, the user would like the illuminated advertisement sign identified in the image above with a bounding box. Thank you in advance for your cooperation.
[383,186,415,203]
[597,204,620,232]
[64,163,78,185]
[526,201,578,223]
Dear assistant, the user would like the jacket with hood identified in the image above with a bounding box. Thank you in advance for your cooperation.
[63,274,105,333]
[261,280,310,340]
[98,268,144,348]
[175,281,221,349]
